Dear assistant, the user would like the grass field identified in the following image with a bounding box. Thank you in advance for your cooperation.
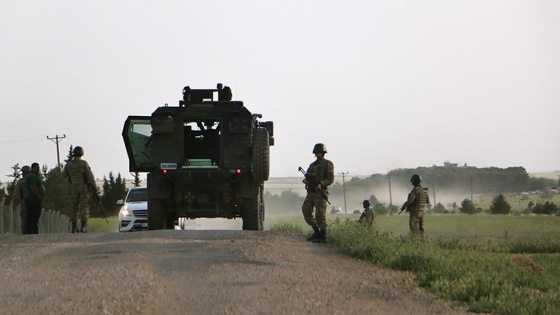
[269,214,560,314]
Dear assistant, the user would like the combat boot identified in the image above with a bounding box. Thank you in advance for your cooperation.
[71,221,78,233]
[306,226,320,241]
[80,221,88,233]
[313,228,327,243]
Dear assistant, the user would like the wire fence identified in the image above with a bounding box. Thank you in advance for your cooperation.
[0,197,72,235]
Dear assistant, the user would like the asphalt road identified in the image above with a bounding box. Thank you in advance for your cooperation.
[0,230,472,315]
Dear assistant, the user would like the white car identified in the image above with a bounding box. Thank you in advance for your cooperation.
[330,206,342,214]
[117,187,148,232]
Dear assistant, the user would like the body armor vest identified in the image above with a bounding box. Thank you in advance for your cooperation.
[66,159,89,184]
[413,186,429,209]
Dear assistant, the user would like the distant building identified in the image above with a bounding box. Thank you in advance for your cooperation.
[443,161,459,167]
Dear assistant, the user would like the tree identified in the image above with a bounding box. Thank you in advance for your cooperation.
[490,194,511,214]
[0,179,6,202]
[531,202,558,215]
[367,194,379,206]
[459,199,477,214]
[42,167,72,216]
[5,163,22,205]
[65,145,74,164]
[432,202,448,214]
[373,203,389,215]
[132,172,142,187]
[101,172,127,216]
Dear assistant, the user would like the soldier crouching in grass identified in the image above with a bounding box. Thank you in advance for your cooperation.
[401,174,430,236]
[301,143,334,243]
[358,200,375,225]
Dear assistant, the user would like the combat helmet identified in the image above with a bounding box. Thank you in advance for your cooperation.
[73,146,84,157]
[362,200,370,207]
[410,174,422,185]
[312,143,327,153]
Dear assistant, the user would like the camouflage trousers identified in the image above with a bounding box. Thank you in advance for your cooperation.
[11,203,27,234]
[302,190,328,231]
[409,210,424,236]
[19,203,26,234]
[71,184,90,222]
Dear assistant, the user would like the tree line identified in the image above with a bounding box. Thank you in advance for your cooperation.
[333,166,558,195]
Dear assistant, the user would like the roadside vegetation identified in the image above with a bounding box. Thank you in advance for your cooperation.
[269,214,560,314]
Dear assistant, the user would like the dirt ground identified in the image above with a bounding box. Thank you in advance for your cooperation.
[0,230,474,314]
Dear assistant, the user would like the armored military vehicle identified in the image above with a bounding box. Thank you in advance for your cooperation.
[122,84,274,230]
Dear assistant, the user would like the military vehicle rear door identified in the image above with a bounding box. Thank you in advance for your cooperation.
[122,116,155,172]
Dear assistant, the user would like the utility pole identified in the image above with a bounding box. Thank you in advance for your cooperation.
[431,173,436,207]
[339,171,349,214]
[388,171,393,212]
[470,176,475,201]
[47,134,66,168]
[432,183,436,207]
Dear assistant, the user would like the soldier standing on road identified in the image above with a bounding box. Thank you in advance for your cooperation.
[358,200,375,225]
[64,146,97,233]
[302,143,334,243]
[23,163,45,234]
[401,174,430,236]
[10,165,31,234]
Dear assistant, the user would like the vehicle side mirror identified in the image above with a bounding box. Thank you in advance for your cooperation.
[116,199,124,205]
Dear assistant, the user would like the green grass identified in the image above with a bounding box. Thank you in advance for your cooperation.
[269,214,560,315]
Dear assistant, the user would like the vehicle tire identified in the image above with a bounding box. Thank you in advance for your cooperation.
[242,185,264,231]
[165,214,176,230]
[148,198,166,230]
[252,127,270,182]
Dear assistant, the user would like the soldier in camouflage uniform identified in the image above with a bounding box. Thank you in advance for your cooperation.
[10,165,31,234]
[358,200,375,225]
[401,174,430,236]
[302,143,334,243]
[64,146,96,233]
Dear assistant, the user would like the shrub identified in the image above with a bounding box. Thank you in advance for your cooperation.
[459,199,478,214]
[490,194,511,214]
[532,201,558,215]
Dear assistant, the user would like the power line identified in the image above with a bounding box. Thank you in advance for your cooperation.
[47,134,66,169]
[338,171,349,214]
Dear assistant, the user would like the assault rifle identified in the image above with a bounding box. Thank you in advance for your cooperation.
[399,193,411,215]
[88,184,109,223]
[298,166,331,205]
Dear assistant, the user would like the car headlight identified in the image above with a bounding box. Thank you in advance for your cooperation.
[119,206,133,217]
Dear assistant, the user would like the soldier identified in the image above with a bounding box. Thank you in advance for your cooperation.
[301,143,334,243]
[23,163,45,234]
[401,174,430,236]
[358,200,375,225]
[64,146,97,233]
[10,165,31,234]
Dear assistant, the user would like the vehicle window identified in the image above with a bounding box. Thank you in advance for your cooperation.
[127,189,147,202]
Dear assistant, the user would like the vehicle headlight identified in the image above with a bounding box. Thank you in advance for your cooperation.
[119,206,133,217]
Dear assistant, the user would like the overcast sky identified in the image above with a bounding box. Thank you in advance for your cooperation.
[1,1,559,184]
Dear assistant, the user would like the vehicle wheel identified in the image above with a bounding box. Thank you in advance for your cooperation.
[242,185,264,231]
[165,213,176,229]
[148,198,166,230]
[252,127,270,181]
